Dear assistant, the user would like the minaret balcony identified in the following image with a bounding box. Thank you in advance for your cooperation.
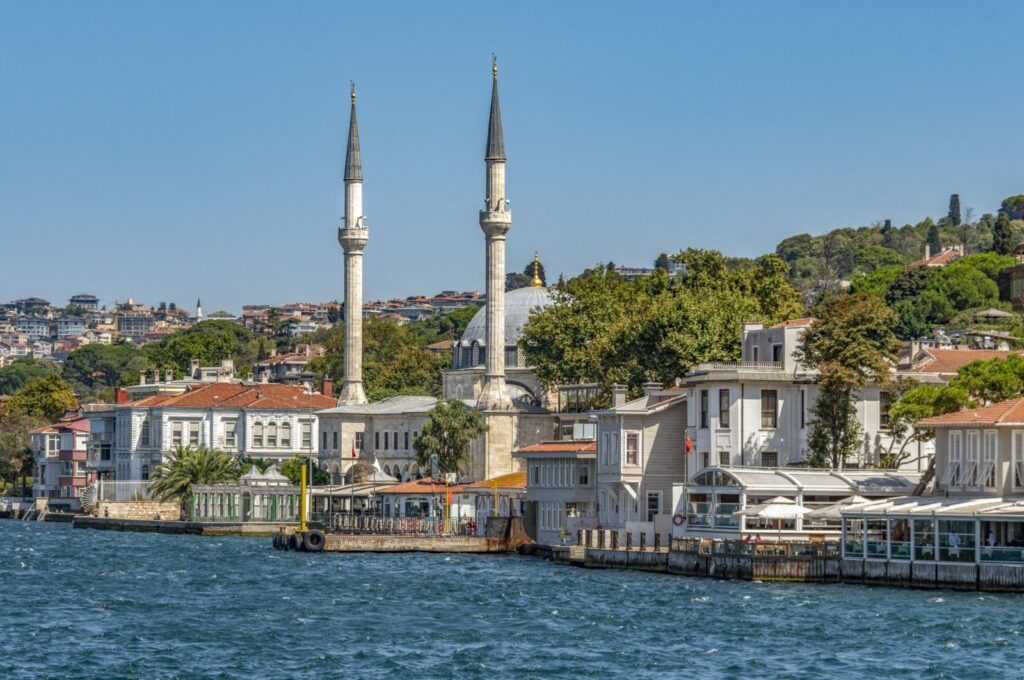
[338,226,369,250]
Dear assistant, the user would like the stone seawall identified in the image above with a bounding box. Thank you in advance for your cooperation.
[73,516,296,536]
[94,500,182,521]
[323,534,506,553]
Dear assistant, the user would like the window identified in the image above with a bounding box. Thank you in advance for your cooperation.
[772,344,783,363]
[172,422,183,447]
[404,432,410,450]
[761,390,778,429]
[626,433,639,465]
[321,431,327,450]
[718,389,730,428]
[333,431,339,450]
[962,430,980,487]
[753,346,759,362]
[800,389,806,429]
[530,464,539,486]
[280,422,292,448]
[384,432,390,450]
[981,430,997,489]
[718,451,729,466]
[188,422,200,447]
[375,431,380,450]
[700,390,709,429]
[141,464,150,481]
[267,423,278,448]
[762,451,778,467]
[941,431,962,488]
[140,419,150,446]
[702,452,709,469]
[355,432,364,451]
[646,492,661,522]
[301,422,312,450]
[879,391,891,430]
[579,462,589,486]
[62,461,72,475]
[254,422,264,447]
[224,420,237,449]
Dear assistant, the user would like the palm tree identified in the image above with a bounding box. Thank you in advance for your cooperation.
[148,446,240,506]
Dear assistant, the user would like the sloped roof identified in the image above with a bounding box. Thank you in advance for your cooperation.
[771,317,816,329]
[919,397,1024,426]
[374,477,465,495]
[515,441,597,455]
[129,382,335,410]
[906,348,1020,375]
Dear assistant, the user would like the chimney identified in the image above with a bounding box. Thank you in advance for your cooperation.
[165,369,173,382]
[115,388,128,404]
[189,358,200,377]
[139,370,146,386]
[741,321,763,341]
[925,243,931,260]
[611,384,627,408]
[270,348,277,358]
[152,369,160,384]
[643,382,663,398]
[322,377,334,397]
[261,372,270,384]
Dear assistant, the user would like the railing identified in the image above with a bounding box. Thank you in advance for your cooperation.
[981,546,1024,563]
[690,361,786,373]
[314,512,476,537]
[672,537,839,557]
[97,480,155,501]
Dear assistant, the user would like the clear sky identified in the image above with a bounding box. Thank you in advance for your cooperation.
[2,1,1023,314]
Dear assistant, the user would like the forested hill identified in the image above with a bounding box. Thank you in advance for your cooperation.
[772,194,1024,291]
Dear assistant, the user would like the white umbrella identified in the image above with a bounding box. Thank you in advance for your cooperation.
[805,495,871,520]
[733,497,811,542]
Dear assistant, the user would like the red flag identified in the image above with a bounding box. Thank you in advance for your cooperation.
[685,432,693,454]
[351,443,357,458]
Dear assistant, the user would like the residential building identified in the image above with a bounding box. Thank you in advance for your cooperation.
[910,243,963,268]
[595,384,687,537]
[515,440,597,545]
[253,345,325,385]
[32,416,92,511]
[14,315,50,341]
[57,316,87,338]
[116,312,155,343]
[68,293,100,311]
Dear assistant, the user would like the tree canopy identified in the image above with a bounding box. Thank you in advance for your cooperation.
[6,375,78,421]
[62,344,150,395]
[521,250,804,395]
[0,358,60,396]
[142,320,267,376]
[413,399,487,476]
[148,446,240,506]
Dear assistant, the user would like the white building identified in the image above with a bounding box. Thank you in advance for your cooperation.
[515,440,597,545]
[87,382,335,482]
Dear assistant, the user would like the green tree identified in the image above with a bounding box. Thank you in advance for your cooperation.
[993,212,1016,256]
[0,412,45,494]
[852,245,907,275]
[948,193,961,227]
[927,223,942,255]
[654,253,671,271]
[797,293,901,468]
[62,344,150,394]
[144,320,259,376]
[0,358,60,396]
[279,456,330,485]
[1001,195,1024,220]
[849,265,902,299]
[413,399,488,476]
[7,375,77,421]
[880,380,971,469]
[949,354,1024,404]
[148,446,240,506]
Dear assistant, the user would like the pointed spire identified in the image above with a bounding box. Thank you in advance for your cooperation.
[529,252,543,287]
[485,56,505,161]
[344,82,363,182]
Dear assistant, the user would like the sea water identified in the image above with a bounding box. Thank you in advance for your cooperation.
[1,521,1022,679]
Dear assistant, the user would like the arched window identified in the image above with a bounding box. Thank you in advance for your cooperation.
[253,422,264,447]
[280,422,292,448]
[267,422,278,448]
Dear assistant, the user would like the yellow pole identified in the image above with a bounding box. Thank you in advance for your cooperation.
[299,463,307,532]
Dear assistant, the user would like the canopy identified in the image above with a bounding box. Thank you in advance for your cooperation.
[734,497,810,519]
[806,495,871,520]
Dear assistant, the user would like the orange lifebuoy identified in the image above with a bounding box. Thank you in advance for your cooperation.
[672,513,685,526]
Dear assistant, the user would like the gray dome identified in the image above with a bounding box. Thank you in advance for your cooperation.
[460,286,553,347]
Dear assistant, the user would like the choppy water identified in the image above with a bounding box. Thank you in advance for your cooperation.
[1,522,1023,679]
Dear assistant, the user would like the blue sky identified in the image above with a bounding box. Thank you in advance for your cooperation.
[2,1,1022,314]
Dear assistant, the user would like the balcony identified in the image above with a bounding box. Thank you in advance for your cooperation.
[691,361,786,372]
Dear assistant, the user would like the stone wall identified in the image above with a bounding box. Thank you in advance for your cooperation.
[323,533,502,553]
[95,500,181,521]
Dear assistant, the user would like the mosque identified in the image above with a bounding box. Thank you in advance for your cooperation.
[317,61,557,483]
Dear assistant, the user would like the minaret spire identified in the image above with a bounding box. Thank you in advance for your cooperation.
[337,82,368,406]
[529,253,543,288]
[477,57,513,411]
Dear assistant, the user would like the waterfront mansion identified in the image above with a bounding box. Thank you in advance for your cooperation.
[85,381,335,483]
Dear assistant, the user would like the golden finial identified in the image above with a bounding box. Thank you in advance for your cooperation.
[529,252,543,287]
[350,81,356,104]
[492,54,498,78]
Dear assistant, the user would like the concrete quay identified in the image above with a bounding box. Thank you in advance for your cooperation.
[73,516,297,536]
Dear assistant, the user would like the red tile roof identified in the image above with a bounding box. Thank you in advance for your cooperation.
[374,477,465,495]
[129,382,335,410]
[516,441,597,454]
[907,348,1021,375]
[771,317,816,329]
[919,398,1024,426]
[910,248,961,268]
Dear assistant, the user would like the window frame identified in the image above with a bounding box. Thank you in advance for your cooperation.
[718,389,730,429]
[700,390,709,429]
[625,432,640,466]
[760,390,778,429]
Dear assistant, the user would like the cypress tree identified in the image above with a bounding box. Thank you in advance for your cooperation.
[993,212,1016,255]
[926,223,942,255]
[948,193,962,227]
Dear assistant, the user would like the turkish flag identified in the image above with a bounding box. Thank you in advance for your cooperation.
[351,443,357,458]
[685,432,693,454]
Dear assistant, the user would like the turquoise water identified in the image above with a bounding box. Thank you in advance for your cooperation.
[1,522,1023,679]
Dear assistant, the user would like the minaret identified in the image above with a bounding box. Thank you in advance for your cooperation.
[337,83,368,405]
[477,57,513,411]
[195,298,203,322]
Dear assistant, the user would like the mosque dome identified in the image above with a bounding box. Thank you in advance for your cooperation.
[453,285,553,369]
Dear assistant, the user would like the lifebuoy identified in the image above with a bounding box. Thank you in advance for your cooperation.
[303,529,326,552]
[672,513,685,526]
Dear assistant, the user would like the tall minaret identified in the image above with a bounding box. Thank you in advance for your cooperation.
[477,57,513,411]
[337,83,368,405]
[195,298,202,323]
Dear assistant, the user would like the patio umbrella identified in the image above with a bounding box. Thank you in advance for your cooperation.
[733,497,811,542]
